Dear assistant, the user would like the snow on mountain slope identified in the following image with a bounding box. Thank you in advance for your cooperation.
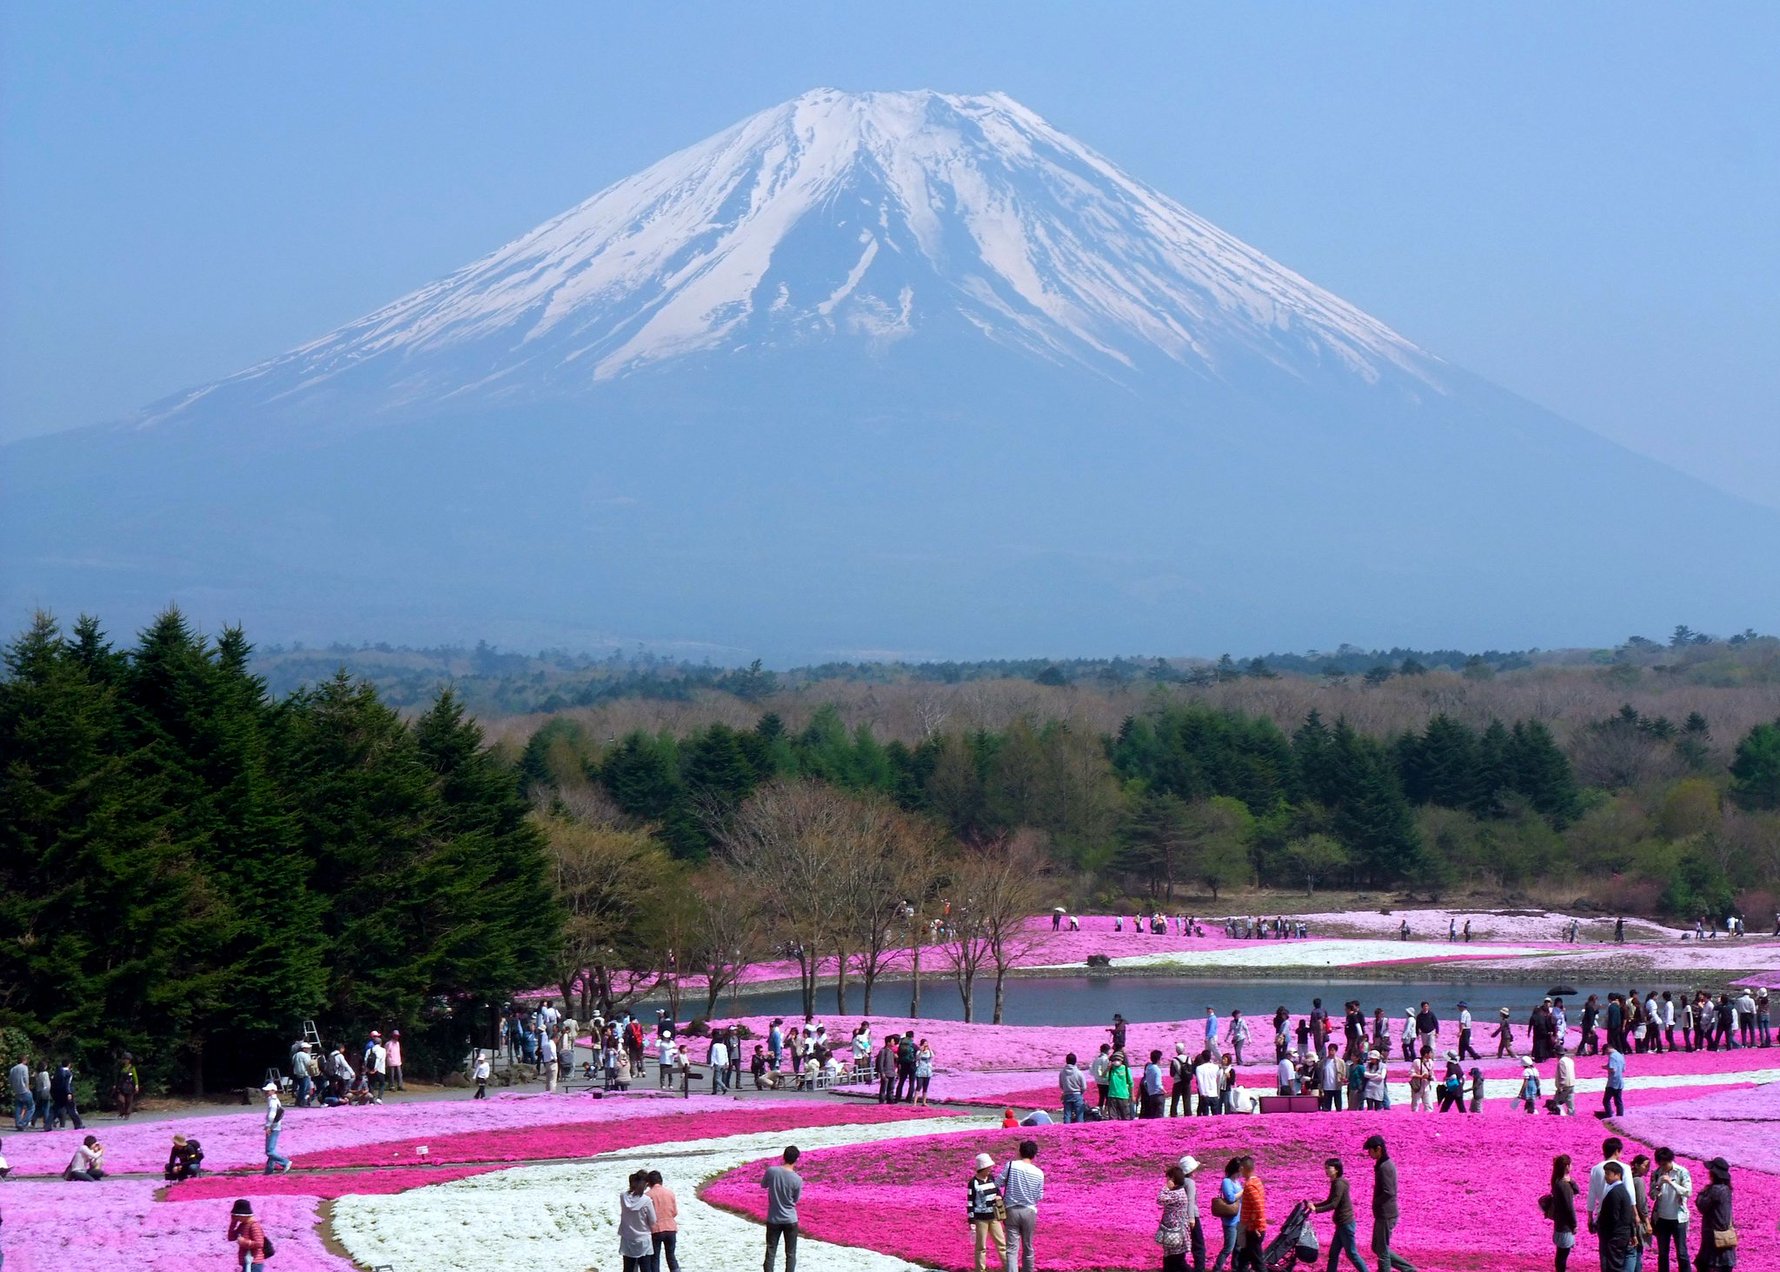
[133,88,1441,429]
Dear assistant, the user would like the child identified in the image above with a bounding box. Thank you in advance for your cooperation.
[1468,1067,1485,1113]
[1518,1058,1540,1113]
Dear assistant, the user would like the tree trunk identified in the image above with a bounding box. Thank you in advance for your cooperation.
[861,961,876,1015]
[993,966,1008,1025]
[704,981,721,1018]
[958,967,976,1023]
[909,938,922,1018]
[797,948,816,1018]
[835,947,849,1014]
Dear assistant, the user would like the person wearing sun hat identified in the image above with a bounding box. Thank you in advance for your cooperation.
[966,1151,1008,1272]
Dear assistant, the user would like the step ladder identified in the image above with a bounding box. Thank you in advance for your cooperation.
[302,1019,322,1051]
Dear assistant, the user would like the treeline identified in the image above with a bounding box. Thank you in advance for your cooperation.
[0,613,558,1094]
[522,697,1780,919]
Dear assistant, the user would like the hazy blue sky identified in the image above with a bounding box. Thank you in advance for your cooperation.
[4,3,1777,507]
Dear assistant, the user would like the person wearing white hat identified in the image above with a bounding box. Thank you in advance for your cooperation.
[1174,1156,1205,1270]
[261,1082,290,1174]
[966,1151,1007,1272]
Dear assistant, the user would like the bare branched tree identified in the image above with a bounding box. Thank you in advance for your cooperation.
[717,779,856,1018]
[536,815,676,1020]
[942,830,1049,1023]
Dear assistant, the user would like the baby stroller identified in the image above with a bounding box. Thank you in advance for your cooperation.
[1262,1201,1320,1270]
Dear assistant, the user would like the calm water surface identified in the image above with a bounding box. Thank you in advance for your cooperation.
[698,974,1635,1026]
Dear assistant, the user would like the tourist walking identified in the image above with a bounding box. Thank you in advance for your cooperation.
[646,1170,680,1272]
[762,1145,802,1272]
[227,1198,269,1271]
[617,1171,657,1272]
[1363,1135,1416,1272]
[1601,1044,1626,1118]
[1692,1157,1734,1271]
[7,1057,30,1133]
[1546,1154,1578,1272]
[967,1152,1008,1272]
[113,1052,139,1118]
[1457,1002,1480,1061]
[1649,1148,1691,1272]
[1156,1161,1195,1272]
[472,1050,490,1098]
[1000,1139,1044,1272]
[1233,1155,1266,1272]
[1312,1156,1368,1271]
[48,1061,83,1130]
[261,1082,290,1174]
[1210,1157,1243,1272]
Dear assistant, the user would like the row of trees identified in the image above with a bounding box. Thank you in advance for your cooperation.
[539,777,1050,1026]
[0,613,557,1093]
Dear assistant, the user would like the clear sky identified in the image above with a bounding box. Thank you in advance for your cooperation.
[3,3,1777,507]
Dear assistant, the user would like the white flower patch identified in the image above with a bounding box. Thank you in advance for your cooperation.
[330,1116,960,1272]
[1033,938,1551,973]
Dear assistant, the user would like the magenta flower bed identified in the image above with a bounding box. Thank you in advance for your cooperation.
[703,1105,1780,1272]
[294,1095,951,1169]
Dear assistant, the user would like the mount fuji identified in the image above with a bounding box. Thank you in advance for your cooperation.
[5,89,1776,658]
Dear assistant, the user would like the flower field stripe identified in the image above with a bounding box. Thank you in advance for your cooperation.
[329,1117,961,1271]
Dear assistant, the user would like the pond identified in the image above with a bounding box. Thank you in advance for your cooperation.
[686,972,1638,1026]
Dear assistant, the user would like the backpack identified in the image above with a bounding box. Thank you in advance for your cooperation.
[898,1039,916,1065]
[262,1234,276,1257]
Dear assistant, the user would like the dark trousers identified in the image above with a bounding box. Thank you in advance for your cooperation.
[1652,1217,1682,1272]
[1198,1094,1222,1116]
[653,1230,679,1272]
[1233,1228,1265,1271]
[1141,1091,1165,1118]
[895,1063,916,1101]
[1601,1085,1624,1117]
[1457,1029,1479,1060]
[765,1221,798,1272]
[1170,1085,1190,1116]
[877,1071,895,1102]
[50,1097,83,1130]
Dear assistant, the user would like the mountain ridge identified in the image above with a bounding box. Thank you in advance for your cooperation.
[7,87,1777,660]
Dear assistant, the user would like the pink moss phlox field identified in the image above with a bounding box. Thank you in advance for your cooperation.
[1,1180,350,1272]
[1614,1080,1780,1174]
[703,1105,1780,1272]
[0,1089,687,1176]
[1294,908,1682,942]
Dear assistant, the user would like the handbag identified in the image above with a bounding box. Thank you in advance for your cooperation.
[993,1198,1008,1223]
[1714,1226,1738,1250]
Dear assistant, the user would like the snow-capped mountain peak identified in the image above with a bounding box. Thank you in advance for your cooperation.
[136,88,1440,429]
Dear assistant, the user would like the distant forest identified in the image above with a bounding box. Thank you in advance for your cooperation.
[253,626,1776,718]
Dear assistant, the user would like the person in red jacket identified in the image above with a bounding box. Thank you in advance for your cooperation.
[227,1198,268,1272]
